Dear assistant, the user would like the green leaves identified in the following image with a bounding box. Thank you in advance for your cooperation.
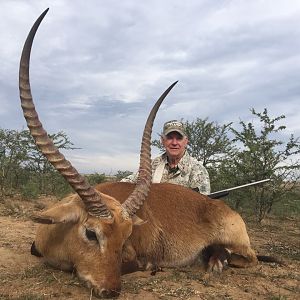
[0,129,74,199]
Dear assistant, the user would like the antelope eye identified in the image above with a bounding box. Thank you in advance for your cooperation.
[85,229,97,241]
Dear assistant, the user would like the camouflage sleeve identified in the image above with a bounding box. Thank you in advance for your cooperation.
[189,161,211,195]
[120,172,139,183]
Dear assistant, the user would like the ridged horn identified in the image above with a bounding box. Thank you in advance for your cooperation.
[19,9,112,218]
[121,81,178,218]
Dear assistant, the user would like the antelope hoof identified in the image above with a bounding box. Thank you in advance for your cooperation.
[203,244,230,274]
[207,256,228,273]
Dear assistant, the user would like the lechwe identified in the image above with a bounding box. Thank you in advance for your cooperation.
[20,9,277,299]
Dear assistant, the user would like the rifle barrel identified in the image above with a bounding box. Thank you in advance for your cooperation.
[208,178,271,198]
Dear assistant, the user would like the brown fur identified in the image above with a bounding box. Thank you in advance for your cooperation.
[33,181,258,297]
[96,182,258,268]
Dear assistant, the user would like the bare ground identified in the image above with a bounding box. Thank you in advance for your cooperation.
[0,197,299,300]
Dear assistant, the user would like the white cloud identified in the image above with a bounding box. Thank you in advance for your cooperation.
[1,0,300,173]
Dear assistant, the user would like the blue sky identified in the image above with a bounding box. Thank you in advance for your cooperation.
[1,0,300,174]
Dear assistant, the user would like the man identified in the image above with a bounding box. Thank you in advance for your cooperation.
[122,120,211,194]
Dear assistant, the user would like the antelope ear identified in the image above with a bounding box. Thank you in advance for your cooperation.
[132,215,147,226]
[31,202,83,224]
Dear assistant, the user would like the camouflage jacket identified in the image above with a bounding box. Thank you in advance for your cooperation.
[121,151,211,195]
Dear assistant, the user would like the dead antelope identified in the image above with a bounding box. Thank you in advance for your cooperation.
[20,9,272,299]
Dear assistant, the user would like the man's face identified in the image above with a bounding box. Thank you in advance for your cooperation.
[162,131,188,158]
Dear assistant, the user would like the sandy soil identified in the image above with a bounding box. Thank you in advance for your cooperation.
[0,196,299,300]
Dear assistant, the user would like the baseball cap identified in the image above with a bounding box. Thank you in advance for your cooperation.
[162,120,187,137]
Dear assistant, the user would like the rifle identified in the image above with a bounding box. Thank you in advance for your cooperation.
[208,179,271,199]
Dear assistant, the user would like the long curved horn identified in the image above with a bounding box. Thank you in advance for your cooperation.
[19,9,112,219]
[122,81,178,218]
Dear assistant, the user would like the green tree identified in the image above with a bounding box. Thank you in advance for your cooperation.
[0,128,75,199]
[115,170,133,181]
[21,130,77,195]
[185,118,235,191]
[0,129,28,197]
[230,108,300,222]
[85,173,106,186]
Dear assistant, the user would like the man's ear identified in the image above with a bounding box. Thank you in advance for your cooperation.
[31,202,83,224]
[184,136,189,146]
